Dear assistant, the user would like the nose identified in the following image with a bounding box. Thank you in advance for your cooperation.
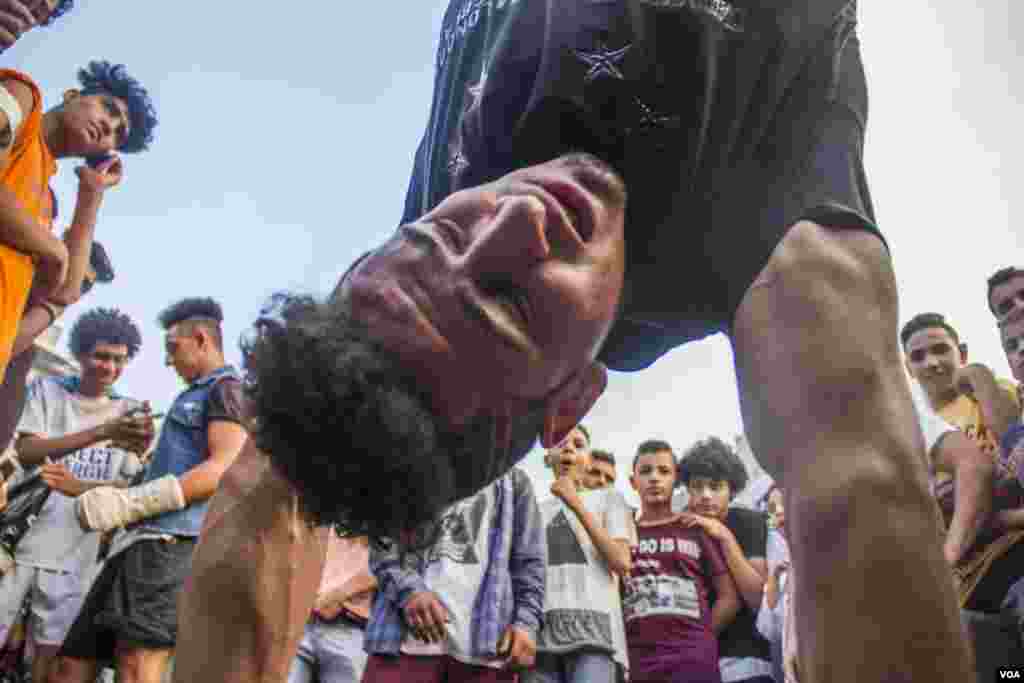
[463,196,550,278]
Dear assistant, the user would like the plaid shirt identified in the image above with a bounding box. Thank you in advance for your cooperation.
[365,468,546,657]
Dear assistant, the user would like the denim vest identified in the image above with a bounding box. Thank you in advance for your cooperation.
[138,365,240,537]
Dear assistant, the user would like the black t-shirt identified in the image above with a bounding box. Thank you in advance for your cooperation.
[402,0,875,371]
[206,377,246,426]
[715,506,771,662]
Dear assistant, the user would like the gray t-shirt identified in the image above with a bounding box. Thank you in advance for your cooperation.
[15,377,142,573]
[401,483,498,667]
[537,487,636,674]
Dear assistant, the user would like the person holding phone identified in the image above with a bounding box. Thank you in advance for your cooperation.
[0,59,157,382]
[0,308,149,683]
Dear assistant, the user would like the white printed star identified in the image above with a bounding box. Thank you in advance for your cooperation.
[573,41,631,84]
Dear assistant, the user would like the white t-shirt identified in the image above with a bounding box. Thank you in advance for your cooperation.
[537,487,636,674]
[909,380,957,455]
[15,378,142,573]
[401,482,498,666]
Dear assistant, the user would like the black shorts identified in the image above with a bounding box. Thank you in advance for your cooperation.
[59,537,196,662]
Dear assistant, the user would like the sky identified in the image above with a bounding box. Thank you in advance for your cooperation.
[5,1,1023,507]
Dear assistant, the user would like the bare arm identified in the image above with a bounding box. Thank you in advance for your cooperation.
[934,430,994,566]
[571,503,631,575]
[11,299,63,357]
[177,419,248,504]
[49,159,122,305]
[174,442,328,683]
[552,479,632,576]
[682,513,766,610]
[16,424,111,468]
[959,364,1019,441]
[710,569,741,635]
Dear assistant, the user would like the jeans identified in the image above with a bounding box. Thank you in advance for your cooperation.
[520,651,616,683]
[287,617,368,683]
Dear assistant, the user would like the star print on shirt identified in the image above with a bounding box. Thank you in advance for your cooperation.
[573,41,631,84]
[465,62,489,112]
[448,145,470,177]
[627,98,680,138]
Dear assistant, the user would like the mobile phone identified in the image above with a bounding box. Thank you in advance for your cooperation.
[85,153,115,169]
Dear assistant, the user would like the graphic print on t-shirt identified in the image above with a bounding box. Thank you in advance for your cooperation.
[546,508,588,567]
[423,491,489,566]
[624,534,702,622]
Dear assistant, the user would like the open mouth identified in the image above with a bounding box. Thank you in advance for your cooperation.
[536,178,595,242]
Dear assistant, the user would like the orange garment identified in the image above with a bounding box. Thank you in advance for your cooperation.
[0,69,56,381]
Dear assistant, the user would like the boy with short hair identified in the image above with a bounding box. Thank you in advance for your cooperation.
[524,425,634,683]
[625,441,739,683]
[679,438,772,683]
[0,60,157,379]
[584,450,616,491]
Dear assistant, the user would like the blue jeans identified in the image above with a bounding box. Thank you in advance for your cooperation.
[521,651,617,683]
[287,616,367,683]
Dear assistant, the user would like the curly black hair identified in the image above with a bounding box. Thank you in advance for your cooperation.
[678,436,748,499]
[68,307,141,359]
[245,295,544,547]
[39,0,74,26]
[77,60,157,153]
[900,312,960,349]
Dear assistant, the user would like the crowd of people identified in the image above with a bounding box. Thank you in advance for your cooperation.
[0,0,1021,682]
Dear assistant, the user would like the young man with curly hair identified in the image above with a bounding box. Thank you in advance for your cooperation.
[179,1,975,680]
[0,59,157,382]
[52,298,246,683]
[0,307,148,683]
[678,437,771,683]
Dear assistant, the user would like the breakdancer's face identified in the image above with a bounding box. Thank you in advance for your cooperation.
[340,154,626,442]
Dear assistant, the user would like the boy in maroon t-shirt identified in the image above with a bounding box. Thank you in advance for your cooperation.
[623,441,740,683]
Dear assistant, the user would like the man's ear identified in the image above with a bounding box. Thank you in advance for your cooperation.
[61,89,80,106]
[540,362,607,448]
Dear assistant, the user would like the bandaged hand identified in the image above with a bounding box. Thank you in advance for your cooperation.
[75,474,185,532]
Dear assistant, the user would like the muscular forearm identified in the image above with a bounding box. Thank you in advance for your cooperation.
[970,370,1018,439]
[49,191,101,305]
[12,303,63,357]
[567,501,631,576]
[59,478,116,498]
[173,457,328,683]
[720,535,766,609]
[944,459,994,566]
[17,426,107,467]
[178,456,235,504]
